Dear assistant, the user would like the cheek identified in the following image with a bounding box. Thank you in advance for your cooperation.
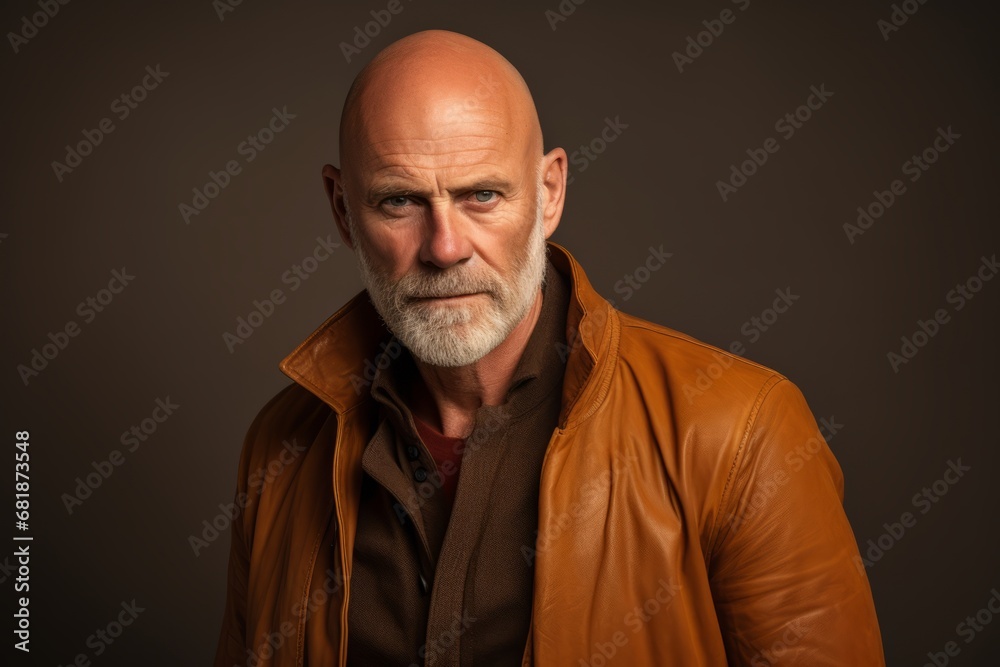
[484,226,536,276]
[362,226,420,280]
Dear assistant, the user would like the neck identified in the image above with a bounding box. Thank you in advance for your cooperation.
[408,287,544,438]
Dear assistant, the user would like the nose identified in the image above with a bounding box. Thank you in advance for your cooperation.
[419,202,473,269]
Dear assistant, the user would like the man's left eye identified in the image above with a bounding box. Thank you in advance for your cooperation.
[472,190,497,203]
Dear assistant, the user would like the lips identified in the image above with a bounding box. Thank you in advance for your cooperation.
[409,291,486,305]
[416,292,479,300]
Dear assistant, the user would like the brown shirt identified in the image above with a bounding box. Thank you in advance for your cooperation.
[343,258,569,667]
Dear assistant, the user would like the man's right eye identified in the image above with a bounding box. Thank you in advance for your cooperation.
[385,196,411,207]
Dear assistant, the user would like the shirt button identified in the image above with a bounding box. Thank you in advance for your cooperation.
[406,445,420,461]
[414,467,428,482]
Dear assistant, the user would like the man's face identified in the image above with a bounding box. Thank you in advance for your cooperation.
[341,90,549,367]
[345,178,547,368]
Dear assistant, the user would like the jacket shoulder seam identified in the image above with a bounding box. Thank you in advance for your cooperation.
[619,319,781,377]
[706,374,787,563]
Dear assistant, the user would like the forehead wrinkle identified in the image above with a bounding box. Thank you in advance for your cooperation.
[360,146,507,176]
[367,165,512,189]
[368,127,512,144]
[364,141,507,155]
[348,84,520,158]
[361,124,514,155]
[371,147,505,162]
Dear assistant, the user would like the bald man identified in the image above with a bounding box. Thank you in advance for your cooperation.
[215,30,885,667]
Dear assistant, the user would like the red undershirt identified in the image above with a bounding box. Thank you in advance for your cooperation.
[413,417,466,512]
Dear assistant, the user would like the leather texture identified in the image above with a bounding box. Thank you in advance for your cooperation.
[214,241,886,666]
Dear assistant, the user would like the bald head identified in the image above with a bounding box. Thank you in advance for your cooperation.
[338,30,544,186]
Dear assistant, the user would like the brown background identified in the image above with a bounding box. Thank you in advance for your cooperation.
[2,0,998,664]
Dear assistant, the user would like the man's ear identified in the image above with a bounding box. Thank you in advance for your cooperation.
[540,147,568,239]
[322,164,353,249]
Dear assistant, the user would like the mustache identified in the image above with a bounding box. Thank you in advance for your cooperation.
[398,271,499,301]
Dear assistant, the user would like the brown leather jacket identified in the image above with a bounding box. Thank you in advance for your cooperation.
[215,241,885,666]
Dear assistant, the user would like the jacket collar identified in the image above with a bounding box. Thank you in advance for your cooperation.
[279,241,619,428]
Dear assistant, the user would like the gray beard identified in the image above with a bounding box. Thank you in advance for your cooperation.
[346,189,548,367]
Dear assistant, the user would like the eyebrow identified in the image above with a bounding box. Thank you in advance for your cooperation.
[365,177,515,205]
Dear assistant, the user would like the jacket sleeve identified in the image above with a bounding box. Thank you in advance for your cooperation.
[707,377,885,666]
[214,484,251,666]
[214,441,252,667]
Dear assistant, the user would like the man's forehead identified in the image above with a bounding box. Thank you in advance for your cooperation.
[350,112,528,194]
[356,139,508,172]
[341,57,531,147]
[355,84,512,141]
[354,115,518,160]
[359,58,506,110]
